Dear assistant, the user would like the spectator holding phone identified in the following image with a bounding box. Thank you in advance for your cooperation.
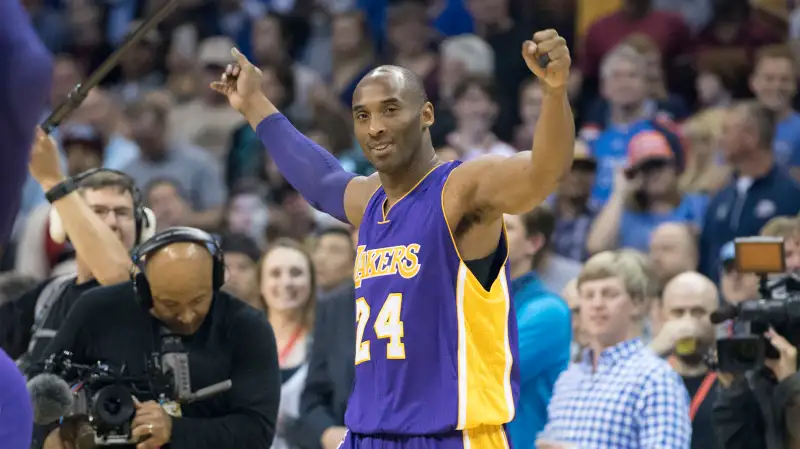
[587,129,708,254]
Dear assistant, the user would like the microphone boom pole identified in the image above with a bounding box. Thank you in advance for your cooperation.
[40,0,180,134]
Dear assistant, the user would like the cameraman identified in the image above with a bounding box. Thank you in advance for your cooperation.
[713,329,800,449]
[712,242,800,449]
[1,130,138,363]
[31,228,280,449]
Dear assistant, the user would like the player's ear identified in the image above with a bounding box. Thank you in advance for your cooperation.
[421,101,435,129]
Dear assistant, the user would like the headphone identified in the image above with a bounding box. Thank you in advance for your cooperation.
[130,227,225,309]
[48,168,157,245]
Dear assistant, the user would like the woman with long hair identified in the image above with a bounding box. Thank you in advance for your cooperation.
[258,239,317,449]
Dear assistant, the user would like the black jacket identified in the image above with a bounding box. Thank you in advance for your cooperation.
[713,369,800,449]
[289,284,355,449]
[30,282,280,449]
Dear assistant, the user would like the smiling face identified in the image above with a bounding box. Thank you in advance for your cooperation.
[352,69,433,174]
[260,246,313,313]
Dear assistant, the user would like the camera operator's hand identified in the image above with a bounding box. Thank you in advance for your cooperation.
[716,372,736,388]
[29,127,66,191]
[649,319,696,357]
[764,328,798,382]
[131,397,173,449]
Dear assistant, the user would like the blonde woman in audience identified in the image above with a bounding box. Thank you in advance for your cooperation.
[679,113,731,194]
[259,239,318,449]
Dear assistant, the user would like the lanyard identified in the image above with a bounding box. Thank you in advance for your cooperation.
[689,372,717,421]
[668,356,717,421]
[278,327,304,365]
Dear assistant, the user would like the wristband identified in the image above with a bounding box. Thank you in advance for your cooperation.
[45,178,77,204]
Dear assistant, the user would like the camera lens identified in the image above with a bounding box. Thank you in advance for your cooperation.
[104,398,121,415]
[91,385,136,428]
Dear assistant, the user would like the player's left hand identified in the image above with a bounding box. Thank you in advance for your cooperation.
[131,397,172,449]
[29,127,66,191]
[523,29,571,90]
[764,327,798,381]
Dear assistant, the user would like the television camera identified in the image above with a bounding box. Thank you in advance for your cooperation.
[29,349,232,445]
[710,237,800,373]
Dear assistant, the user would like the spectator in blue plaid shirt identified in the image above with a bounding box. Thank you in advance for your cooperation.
[538,250,691,449]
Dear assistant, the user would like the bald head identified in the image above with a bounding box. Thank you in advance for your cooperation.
[662,271,718,311]
[145,242,216,334]
[147,241,213,273]
[652,222,694,243]
[649,222,698,283]
[357,65,428,107]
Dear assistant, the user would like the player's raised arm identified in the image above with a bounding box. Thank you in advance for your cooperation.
[0,1,53,249]
[448,30,574,217]
[211,49,378,228]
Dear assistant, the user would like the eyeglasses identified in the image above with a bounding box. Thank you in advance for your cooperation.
[91,205,135,221]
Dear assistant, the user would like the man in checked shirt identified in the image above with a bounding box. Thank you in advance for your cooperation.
[537,250,691,449]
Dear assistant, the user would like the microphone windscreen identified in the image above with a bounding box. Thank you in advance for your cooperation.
[27,373,73,424]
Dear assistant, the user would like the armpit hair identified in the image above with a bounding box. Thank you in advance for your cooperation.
[453,205,490,239]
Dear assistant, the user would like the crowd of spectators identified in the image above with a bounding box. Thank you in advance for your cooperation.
[3,0,800,448]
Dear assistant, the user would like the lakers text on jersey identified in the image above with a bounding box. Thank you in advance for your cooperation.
[345,161,520,442]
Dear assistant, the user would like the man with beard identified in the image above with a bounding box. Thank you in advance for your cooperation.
[654,271,720,449]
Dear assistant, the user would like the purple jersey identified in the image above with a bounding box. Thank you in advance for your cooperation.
[346,161,520,436]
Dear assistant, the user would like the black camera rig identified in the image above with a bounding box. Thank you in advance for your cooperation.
[39,349,231,445]
[712,237,800,373]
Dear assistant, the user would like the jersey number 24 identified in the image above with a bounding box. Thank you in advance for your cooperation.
[355,293,406,364]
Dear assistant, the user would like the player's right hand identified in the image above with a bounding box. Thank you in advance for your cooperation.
[210,48,264,113]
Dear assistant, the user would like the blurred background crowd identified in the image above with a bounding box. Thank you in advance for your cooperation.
[3,0,800,448]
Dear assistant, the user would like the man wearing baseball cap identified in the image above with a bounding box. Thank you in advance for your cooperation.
[587,129,706,253]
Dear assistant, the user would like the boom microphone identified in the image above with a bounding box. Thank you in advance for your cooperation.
[40,0,180,133]
[27,373,74,425]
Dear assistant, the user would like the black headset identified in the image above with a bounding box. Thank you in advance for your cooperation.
[130,227,225,309]
[53,168,156,244]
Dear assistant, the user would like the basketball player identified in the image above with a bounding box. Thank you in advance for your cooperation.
[212,29,575,449]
